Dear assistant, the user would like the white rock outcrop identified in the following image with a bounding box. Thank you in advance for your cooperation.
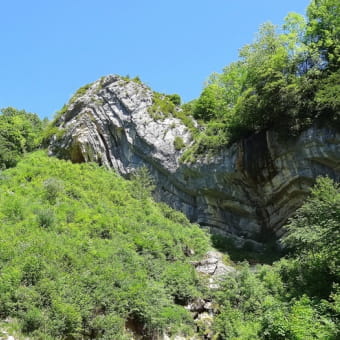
[49,75,340,243]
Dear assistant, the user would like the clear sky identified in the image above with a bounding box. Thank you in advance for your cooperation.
[0,0,310,118]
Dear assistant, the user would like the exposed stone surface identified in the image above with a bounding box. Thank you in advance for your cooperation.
[49,75,340,243]
[193,250,236,289]
[195,312,214,339]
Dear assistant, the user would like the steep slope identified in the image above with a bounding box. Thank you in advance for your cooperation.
[0,151,209,339]
[49,75,340,244]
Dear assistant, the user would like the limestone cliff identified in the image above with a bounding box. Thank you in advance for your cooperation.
[49,75,340,244]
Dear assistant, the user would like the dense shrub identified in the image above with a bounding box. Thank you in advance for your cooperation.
[0,151,209,338]
[0,107,43,169]
[173,136,185,150]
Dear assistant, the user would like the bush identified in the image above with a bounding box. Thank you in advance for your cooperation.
[174,136,185,150]
[43,178,64,204]
[167,94,181,106]
[89,314,127,340]
[22,308,44,333]
[0,151,209,338]
[0,107,43,169]
[1,198,25,221]
[21,257,44,286]
[162,263,200,303]
[36,208,55,228]
[51,301,82,337]
[148,92,176,120]
[130,166,155,200]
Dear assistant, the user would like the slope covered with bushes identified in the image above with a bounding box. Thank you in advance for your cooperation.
[0,151,209,339]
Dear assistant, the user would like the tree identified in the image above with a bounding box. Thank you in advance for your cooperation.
[283,177,340,275]
[130,166,155,200]
[193,84,227,121]
[0,107,43,169]
[306,0,340,71]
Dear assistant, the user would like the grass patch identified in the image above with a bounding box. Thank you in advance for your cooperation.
[174,136,186,150]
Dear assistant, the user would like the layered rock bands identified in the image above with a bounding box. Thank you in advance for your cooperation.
[49,75,340,244]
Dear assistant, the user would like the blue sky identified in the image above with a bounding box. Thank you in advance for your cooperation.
[0,0,310,118]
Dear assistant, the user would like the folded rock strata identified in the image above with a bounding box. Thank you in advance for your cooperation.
[49,75,340,244]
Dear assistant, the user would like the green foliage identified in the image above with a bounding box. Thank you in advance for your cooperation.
[278,177,340,301]
[315,69,340,127]
[212,177,339,339]
[173,136,185,150]
[283,177,340,275]
[213,177,340,340]
[162,263,200,303]
[193,84,227,121]
[306,0,340,71]
[43,177,64,204]
[212,263,338,339]
[168,94,181,106]
[186,0,340,156]
[0,151,209,338]
[289,295,337,339]
[21,308,44,333]
[41,124,66,146]
[147,92,183,121]
[120,75,143,84]
[148,92,178,120]
[51,301,82,337]
[69,83,93,104]
[0,107,43,169]
[35,207,55,228]
[130,166,155,200]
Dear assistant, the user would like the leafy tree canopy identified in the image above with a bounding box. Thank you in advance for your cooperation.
[0,107,43,169]
[183,0,340,158]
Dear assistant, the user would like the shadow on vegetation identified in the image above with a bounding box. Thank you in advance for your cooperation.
[210,234,283,265]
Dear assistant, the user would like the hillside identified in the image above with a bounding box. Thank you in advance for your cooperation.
[45,1,340,250]
[0,152,338,339]
[0,0,339,338]
[47,75,339,248]
[0,151,210,339]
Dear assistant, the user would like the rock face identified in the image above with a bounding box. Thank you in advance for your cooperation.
[193,251,235,289]
[49,75,340,243]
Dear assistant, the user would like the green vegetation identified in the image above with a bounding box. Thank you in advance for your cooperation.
[42,82,95,144]
[174,136,185,151]
[0,1,339,339]
[69,83,93,104]
[130,166,155,200]
[167,94,181,106]
[120,75,143,85]
[0,107,44,169]
[179,0,340,159]
[1,149,337,339]
[0,152,209,339]
[211,177,339,339]
[211,235,281,265]
[52,82,94,125]
[148,92,178,120]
